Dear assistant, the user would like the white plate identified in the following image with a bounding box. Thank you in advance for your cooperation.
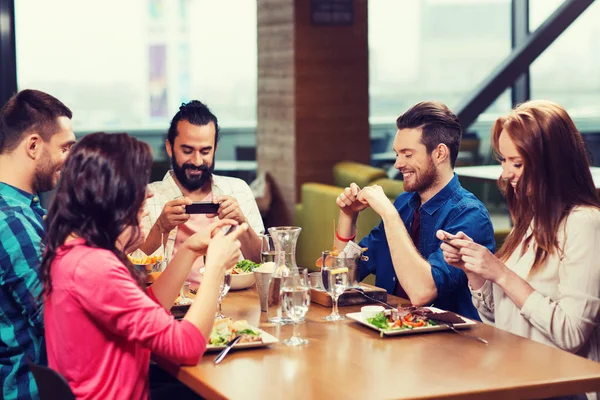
[346,306,476,337]
[205,328,279,352]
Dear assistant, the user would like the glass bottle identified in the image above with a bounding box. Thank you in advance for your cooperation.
[266,226,302,324]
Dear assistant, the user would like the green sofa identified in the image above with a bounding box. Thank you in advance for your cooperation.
[294,162,404,272]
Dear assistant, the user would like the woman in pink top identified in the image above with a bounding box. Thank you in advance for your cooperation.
[40,132,247,400]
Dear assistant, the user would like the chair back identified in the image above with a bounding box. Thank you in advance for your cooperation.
[29,363,75,400]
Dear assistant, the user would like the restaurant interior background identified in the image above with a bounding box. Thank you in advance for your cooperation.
[1,0,600,229]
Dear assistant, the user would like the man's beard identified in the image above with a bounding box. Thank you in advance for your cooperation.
[403,157,437,193]
[171,153,215,191]
[34,149,59,193]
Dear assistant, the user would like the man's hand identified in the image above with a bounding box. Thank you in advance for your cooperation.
[183,219,239,255]
[336,183,369,216]
[357,185,395,218]
[212,195,246,224]
[156,197,193,233]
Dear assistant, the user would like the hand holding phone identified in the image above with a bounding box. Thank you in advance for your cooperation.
[185,202,220,214]
[438,230,460,250]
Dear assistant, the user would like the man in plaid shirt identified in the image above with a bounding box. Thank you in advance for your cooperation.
[0,90,75,399]
[138,100,264,288]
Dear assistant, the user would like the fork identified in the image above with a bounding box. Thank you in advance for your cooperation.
[352,287,397,309]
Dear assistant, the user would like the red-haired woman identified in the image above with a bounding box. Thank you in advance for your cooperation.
[439,101,600,399]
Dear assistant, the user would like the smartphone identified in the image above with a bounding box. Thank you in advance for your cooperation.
[441,235,460,250]
[225,225,237,235]
[185,202,219,214]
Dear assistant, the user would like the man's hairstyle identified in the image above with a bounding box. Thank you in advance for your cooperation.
[167,100,220,146]
[0,89,72,154]
[396,101,462,167]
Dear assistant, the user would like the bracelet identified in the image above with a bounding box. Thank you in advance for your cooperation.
[336,230,356,242]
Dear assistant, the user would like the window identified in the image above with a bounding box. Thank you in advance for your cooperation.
[15,0,257,137]
[530,0,600,123]
[369,0,512,128]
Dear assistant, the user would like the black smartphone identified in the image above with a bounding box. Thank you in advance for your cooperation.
[185,202,219,214]
[441,235,460,250]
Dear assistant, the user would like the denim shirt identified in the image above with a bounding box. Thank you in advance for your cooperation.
[358,174,495,320]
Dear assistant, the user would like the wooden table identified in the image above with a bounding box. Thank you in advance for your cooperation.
[155,288,600,399]
[455,165,600,189]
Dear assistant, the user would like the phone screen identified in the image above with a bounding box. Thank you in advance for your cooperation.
[185,202,219,214]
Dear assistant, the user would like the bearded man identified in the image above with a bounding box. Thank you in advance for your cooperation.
[334,101,495,320]
[0,89,75,399]
[139,100,263,289]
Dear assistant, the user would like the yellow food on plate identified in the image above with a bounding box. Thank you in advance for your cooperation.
[127,254,163,265]
[146,271,162,283]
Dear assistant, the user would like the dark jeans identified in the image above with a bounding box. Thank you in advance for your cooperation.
[149,363,203,400]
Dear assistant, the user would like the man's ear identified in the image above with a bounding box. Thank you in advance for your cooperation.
[165,139,173,158]
[25,134,43,160]
[434,143,450,165]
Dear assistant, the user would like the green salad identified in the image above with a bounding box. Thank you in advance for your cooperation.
[233,259,260,273]
[209,319,261,345]
[367,311,438,333]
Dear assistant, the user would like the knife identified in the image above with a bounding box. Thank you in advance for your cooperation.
[428,317,488,344]
[213,335,243,365]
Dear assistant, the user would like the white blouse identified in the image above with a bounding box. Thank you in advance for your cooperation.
[471,206,600,400]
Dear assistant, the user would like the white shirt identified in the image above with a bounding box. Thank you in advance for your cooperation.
[472,206,600,400]
[140,171,264,260]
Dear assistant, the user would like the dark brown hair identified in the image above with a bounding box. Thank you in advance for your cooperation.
[167,100,220,146]
[0,89,72,154]
[40,132,152,295]
[396,101,462,167]
[493,100,600,273]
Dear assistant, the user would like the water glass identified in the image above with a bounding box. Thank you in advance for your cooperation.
[216,270,232,319]
[260,234,277,264]
[322,258,349,321]
[281,269,310,346]
[179,281,193,305]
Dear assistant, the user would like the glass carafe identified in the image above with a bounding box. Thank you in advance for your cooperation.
[266,226,302,324]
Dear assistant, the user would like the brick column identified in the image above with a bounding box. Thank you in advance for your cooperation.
[257,0,370,225]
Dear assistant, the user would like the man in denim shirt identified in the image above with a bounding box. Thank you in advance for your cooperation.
[335,101,494,320]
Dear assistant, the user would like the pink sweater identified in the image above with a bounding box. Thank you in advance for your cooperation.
[44,239,206,399]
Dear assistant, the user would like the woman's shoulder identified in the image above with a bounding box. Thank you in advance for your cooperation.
[567,205,600,224]
[58,243,125,276]
[563,206,600,236]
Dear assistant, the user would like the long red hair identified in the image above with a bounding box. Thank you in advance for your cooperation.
[492,100,600,273]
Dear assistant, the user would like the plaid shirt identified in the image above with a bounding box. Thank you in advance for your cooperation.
[140,171,265,259]
[0,182,46,400]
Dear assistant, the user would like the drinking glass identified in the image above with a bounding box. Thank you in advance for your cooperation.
[322,257,349,321]
[260,234,277,264]
[179,281,193,305]
[215,270,232,319]
[281,269,310,346]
